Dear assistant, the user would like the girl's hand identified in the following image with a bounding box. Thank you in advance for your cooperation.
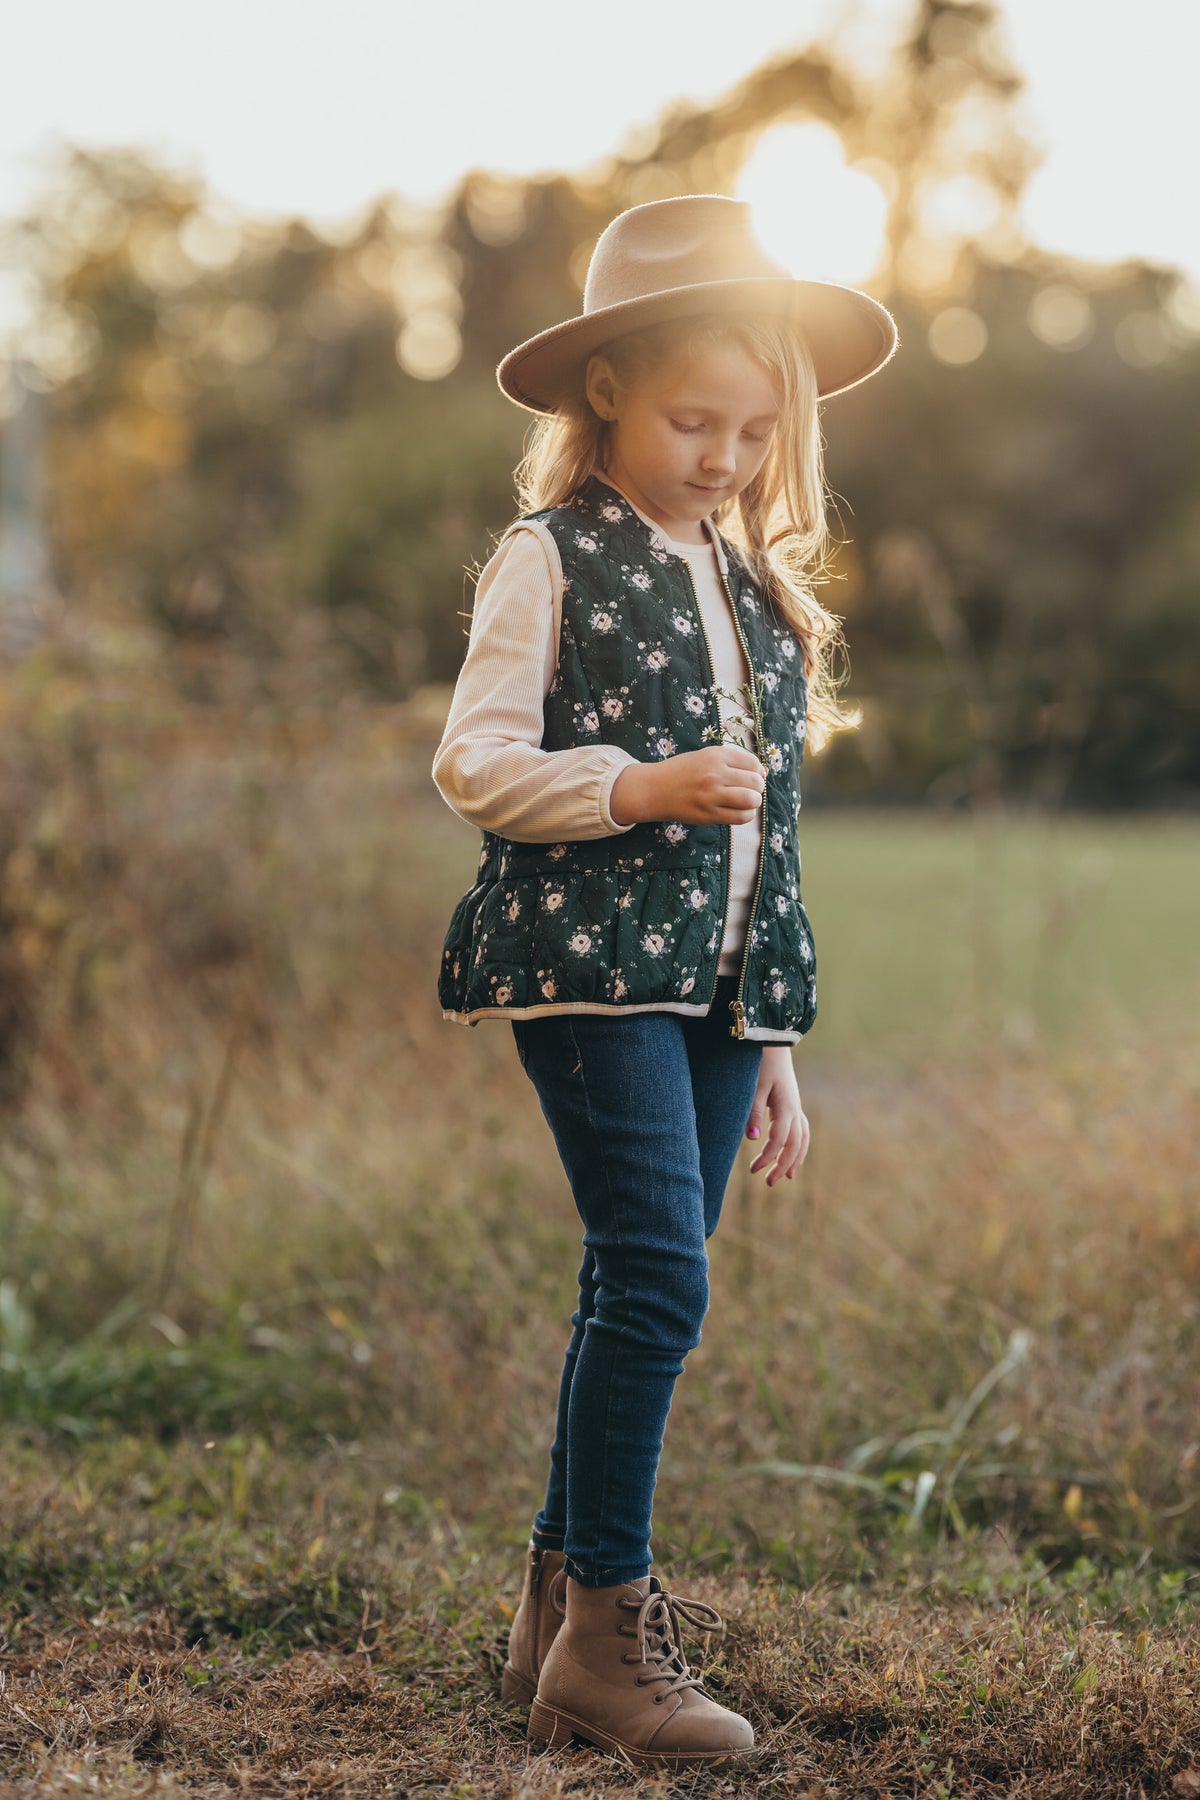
[611,747,765,826]
[745,1046,810,1184]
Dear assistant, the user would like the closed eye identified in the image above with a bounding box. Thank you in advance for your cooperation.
[670,419,704,435]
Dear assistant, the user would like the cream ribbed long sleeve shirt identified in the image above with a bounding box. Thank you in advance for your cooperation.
[432,479,763,975]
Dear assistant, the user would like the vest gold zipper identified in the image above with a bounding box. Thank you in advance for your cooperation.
[717,563,770,1042]
[677,557,732,1019]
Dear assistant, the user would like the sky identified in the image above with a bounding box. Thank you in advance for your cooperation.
[2,0,1197,284]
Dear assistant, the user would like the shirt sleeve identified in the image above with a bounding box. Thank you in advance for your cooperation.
[431,524,638,841]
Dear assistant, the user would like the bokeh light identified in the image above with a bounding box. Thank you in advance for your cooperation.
[1027,284,1094,351]
[396,313,461,381]
[1113,310,1172,369]
[928,305,988,365]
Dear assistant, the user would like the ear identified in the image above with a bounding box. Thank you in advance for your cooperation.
[584,354,620,422]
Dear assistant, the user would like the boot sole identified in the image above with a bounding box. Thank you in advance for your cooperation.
[500,1662,537,1706]
[528,1696,756,1770]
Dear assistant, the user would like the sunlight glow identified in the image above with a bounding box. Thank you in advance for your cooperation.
[736,123,890,287]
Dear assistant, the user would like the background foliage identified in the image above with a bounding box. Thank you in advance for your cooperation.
[3,0,1198,807]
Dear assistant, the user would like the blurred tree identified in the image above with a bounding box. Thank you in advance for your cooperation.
[0,3,1197,803]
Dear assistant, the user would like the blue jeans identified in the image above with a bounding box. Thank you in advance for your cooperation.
[510,976,763,1587]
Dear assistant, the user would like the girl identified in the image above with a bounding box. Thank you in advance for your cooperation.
[433,194,898,1769]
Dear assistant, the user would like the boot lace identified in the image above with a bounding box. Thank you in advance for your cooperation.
[618,1583,724,1698]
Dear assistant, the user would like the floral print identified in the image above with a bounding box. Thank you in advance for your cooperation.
[438,475,817,1042]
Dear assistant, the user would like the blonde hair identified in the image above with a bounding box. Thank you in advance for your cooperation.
[513,312,860,751]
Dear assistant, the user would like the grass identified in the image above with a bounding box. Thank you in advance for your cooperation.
[2,703,1200,1794]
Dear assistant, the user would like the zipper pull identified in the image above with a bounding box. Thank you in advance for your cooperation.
[729,1000,746,1040]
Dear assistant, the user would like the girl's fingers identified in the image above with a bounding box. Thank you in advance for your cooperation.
[770,1126,802,1185]
[754,1110,810,1183]
[749,1124,785,1175]
[784,1112,811,1178]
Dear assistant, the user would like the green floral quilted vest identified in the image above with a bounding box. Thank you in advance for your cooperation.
[437,475,817,1043]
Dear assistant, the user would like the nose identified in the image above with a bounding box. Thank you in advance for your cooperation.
[700,435,738,476]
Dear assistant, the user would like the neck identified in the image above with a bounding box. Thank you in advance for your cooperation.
[594,473,724,564]
[596,468,710,547]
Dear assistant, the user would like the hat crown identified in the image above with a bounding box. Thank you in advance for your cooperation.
[583,195,791,315]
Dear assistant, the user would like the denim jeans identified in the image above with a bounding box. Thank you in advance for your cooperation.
[510,975,763,1587]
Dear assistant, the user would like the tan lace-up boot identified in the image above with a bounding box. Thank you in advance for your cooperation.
[528,1574,755,1769]
[500,1542,568,1705]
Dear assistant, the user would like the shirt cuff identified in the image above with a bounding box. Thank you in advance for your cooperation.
[598,754,639,835]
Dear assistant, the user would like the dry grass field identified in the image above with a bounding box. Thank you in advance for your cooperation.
[2,691,1199,1795]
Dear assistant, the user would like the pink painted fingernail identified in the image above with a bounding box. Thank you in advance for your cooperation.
[748,1127,761,1139]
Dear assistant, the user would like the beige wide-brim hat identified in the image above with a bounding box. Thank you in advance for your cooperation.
[497,193,899,413]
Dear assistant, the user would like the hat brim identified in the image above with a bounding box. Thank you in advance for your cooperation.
[497,275,899,412]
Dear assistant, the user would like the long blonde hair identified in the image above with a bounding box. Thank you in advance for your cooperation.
[513,312,860,751]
